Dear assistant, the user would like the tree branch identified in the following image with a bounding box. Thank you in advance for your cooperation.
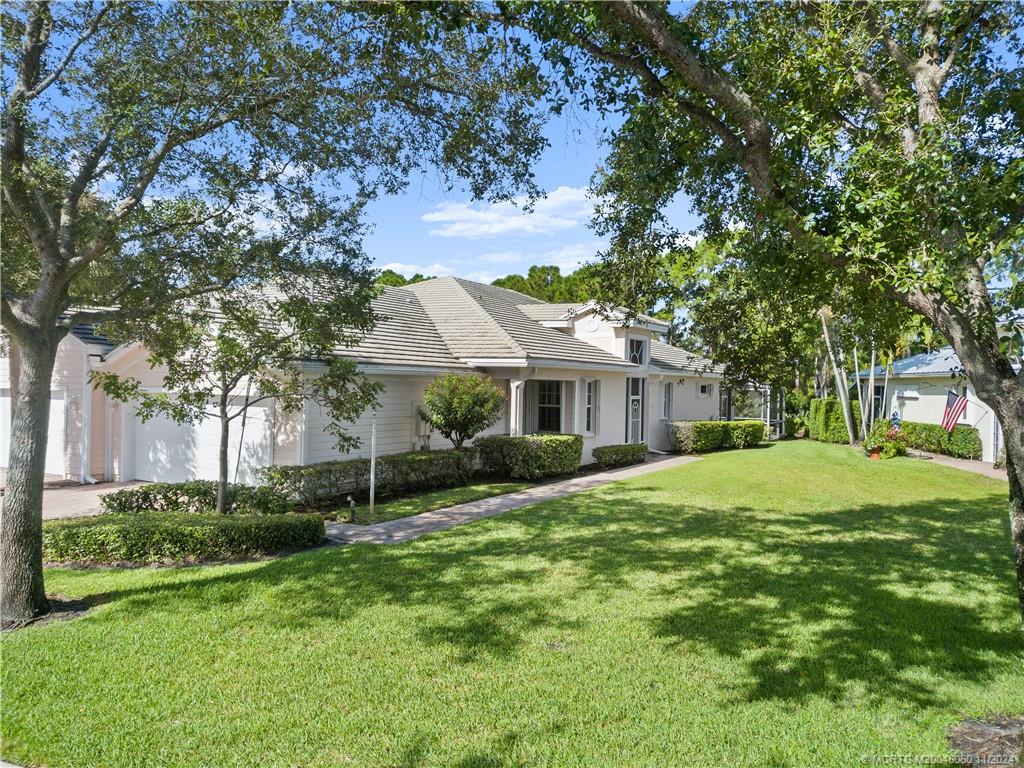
[24,2,112,100]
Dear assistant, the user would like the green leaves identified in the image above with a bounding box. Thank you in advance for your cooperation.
[421,373,506,449]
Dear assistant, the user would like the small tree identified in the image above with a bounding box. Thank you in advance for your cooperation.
[421,374,505,450]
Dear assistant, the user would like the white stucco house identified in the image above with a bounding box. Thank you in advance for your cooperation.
[1,277,745,484]
[856,346,1015,462]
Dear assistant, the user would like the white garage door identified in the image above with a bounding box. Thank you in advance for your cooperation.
[132,404,273,484]
[0,389,65,476]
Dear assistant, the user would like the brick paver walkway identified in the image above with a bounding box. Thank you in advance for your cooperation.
[325,454,702,545]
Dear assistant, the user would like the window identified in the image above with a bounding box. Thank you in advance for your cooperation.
[960,385,969,421]
[698,382,713,399]
[662,382,673,420]
[628,338,646,365]
[537,380,562,433]
[584,380,595,433]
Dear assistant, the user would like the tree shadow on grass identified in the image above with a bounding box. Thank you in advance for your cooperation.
[75,481,1022,706]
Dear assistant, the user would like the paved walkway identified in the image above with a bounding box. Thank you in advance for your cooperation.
[325,454,701,545]
[0,481,144,520]
[915,451,1008,481]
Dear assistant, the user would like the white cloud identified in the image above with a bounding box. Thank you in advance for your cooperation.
[422,186,599,239]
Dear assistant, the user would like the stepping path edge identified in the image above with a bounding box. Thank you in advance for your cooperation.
[325,454,702,545]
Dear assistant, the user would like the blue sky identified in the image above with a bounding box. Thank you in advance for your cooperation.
[361,105,702,285]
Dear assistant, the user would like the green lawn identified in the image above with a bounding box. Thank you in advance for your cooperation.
[336,481,532,524]
[3,441,1022,767]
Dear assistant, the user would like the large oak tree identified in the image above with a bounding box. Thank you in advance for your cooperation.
[490,1,1024,617]
[0,0,548,624]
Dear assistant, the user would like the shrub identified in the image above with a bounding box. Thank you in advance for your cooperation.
[783,415,804,438]
[101,481,291,516]
[872,419,982,460]
[258,448,475,506]
[592,443,647,469]
[43,513,325,565]
[863,426,908,459]
[994,450,1006,469]
[722,420,765,448]
[421,373,505,449]
[807,398,859,443]
[668,420,762,453]
[476,434,583,480]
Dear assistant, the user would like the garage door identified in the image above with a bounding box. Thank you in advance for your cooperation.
[133,404,272,484]
[0,389,65,476]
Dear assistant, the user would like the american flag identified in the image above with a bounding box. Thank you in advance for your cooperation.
[941,389,968,432]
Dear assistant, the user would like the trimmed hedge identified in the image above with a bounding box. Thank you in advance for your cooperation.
[807,398,860,443]
[101,481,291,516]
[43,513,325,565]
[476,434,583,480]
[259,448,475,506]
[872,418,982,460]
[592,443,647,469]
[668,420,763,453]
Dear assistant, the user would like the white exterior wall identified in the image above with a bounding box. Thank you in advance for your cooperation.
[302,372,509,464]
[1,335,92,478]
[646,375,723,451]
[883,377,1000,462]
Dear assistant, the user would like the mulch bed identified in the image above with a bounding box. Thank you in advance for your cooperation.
[949,716,1023,766]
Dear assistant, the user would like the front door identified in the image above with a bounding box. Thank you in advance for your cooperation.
[627,378,644,444]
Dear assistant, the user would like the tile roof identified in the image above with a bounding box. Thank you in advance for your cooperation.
[343,286,468,368]
[405,277,637,368]
[649,340,724,376]
[517,302,668,329]
[69,324,116,356]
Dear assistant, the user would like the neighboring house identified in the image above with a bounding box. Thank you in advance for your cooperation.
[856,346,1016,462]
[1,277,737,484]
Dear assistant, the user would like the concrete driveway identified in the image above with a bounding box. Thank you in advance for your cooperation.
[0,478,145,520]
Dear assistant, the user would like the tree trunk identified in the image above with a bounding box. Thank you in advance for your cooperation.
[866,346,876,434]
[1,333,59,626]
[1006,447,1024,626]
[819,311,856,444]
[946,334,1024,623]
[216,397,230,515]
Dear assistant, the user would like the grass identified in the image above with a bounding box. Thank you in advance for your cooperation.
[336,481,533,524]
[3,441,1022,767]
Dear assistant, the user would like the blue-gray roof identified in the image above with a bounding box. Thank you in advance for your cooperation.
[70,323,116,356]
[857,345,1020,378]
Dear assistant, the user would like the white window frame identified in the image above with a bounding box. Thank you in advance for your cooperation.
[581,379,600,436]
[536,380,562,434]
[662,381,673,420]
[697,382,713,399]
[627,336,647,366]
[960,385,969,422]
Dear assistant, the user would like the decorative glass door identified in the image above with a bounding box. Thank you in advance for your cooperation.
[628,378,644,444]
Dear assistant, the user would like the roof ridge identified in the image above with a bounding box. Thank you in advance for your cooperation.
[447,279,527,356]
[406,277,526,359]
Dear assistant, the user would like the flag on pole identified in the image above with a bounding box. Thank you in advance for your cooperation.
[941,389,968,432]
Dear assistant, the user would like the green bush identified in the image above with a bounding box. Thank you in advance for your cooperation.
[421,373,505,449]
[783,415,804,438]
[476,434,583,480]
[259,448,475,506]
[722,420,765,448]
[863,425,908,459]
[807,398,859,443]
[101,481,291,516]
[592,443,647,469]
[43,513,325,565]
[872,419,982,460]
[668,420,762,453]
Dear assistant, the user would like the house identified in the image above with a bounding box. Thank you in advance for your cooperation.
[856,346,1013,462]
[1,277,741,484]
